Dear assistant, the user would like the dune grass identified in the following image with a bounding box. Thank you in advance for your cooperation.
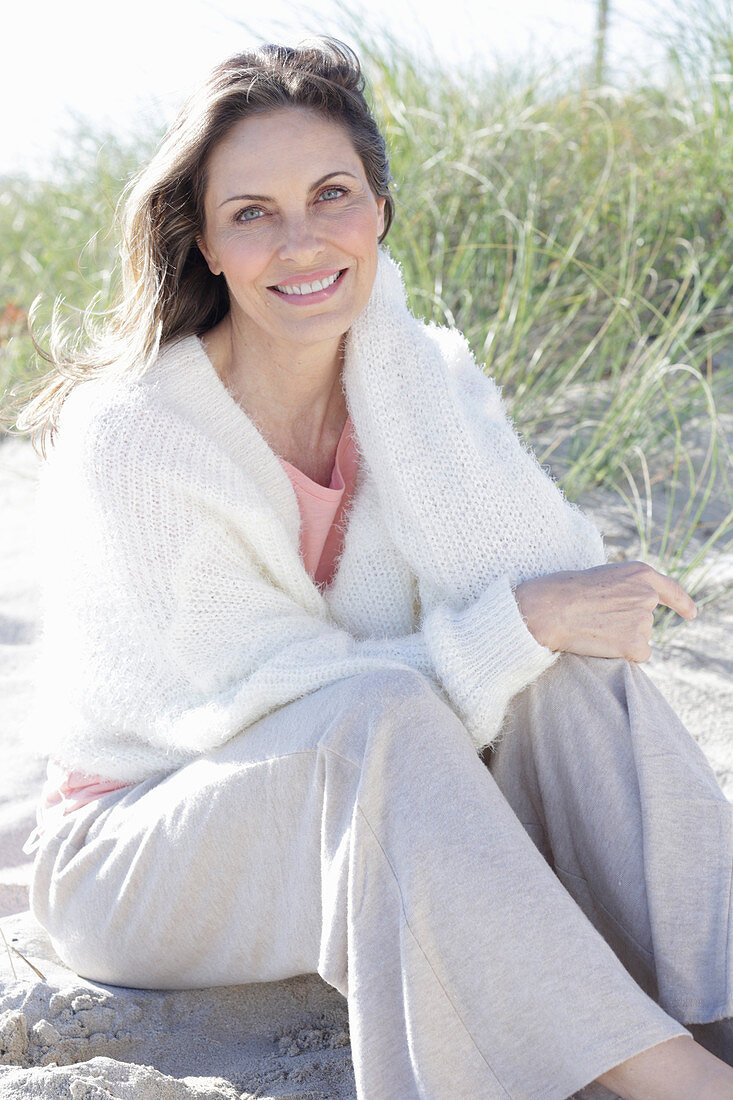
[1,17,732,636]
[0,122,160,394]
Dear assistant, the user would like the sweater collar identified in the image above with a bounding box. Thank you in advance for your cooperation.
[158,333,328,614]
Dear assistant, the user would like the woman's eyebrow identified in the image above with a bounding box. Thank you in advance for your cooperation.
[218,170,359,207]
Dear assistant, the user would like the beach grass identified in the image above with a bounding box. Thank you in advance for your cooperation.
[1,14,732,634]
[0,122,161,392]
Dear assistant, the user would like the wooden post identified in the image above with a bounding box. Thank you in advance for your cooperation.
[594,0,610,85]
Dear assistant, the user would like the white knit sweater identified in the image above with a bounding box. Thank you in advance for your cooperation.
[29,249,606,782]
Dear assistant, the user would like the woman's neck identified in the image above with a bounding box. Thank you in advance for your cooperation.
[202,313,349,484]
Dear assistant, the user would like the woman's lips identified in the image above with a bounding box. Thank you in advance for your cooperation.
[269,268,347,303]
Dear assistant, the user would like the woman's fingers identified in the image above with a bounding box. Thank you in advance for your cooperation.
[630,562,698,621]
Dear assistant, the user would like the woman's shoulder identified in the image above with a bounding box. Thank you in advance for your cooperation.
[52,335,208,460]
[45,333,270,510]
[421,320,507,424]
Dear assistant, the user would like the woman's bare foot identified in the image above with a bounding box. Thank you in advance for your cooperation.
[595,1035,733,1100]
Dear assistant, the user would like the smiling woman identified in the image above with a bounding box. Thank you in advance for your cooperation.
[194,108,385,475]
[13,35,733,1100]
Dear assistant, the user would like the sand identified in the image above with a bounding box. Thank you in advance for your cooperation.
[0,433,730,1099]
[0,908,355,1098]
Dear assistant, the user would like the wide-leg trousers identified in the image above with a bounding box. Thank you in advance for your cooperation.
[28,655,733,1100]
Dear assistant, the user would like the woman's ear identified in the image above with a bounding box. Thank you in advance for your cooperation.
[376,197,386,239]
[197,235,221,276]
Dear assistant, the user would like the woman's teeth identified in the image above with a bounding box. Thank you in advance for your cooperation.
[275,271,342,295]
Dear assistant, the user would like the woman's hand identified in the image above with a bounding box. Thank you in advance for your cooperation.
[514,561,697,662]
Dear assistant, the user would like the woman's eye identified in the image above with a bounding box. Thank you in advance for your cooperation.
[319,186,346,202]
[235,207,265,223]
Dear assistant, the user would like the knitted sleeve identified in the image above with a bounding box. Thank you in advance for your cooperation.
[414,324,607,744]
[345,255,607,746]
[429,320,607,579]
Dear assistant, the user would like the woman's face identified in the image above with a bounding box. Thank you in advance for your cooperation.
[197,108,386,359]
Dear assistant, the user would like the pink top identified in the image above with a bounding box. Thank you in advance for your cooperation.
[22,415,359,856]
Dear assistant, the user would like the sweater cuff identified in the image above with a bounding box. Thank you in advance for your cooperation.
[422,576,559,750]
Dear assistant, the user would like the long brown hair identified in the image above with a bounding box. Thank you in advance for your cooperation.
[12,36,395,455]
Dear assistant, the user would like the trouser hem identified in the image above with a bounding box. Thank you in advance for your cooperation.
[533,1020,690,1100]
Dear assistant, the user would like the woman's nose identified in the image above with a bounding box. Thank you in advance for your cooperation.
[277,215,325,265]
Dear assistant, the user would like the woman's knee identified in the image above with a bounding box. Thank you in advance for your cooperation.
[340,667,439,706]
[317,667,465,765]
[510,652,632,731]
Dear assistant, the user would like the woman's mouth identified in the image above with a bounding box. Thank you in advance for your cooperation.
[269,269,347,301]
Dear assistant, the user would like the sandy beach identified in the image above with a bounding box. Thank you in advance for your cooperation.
[1,433,730,1099]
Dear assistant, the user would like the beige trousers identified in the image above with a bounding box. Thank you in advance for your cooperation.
[29,655,732,1099]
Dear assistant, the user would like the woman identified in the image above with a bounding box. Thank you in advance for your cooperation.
[16,36,733,1100]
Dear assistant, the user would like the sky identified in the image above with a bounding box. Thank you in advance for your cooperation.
[6,0,673,177]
